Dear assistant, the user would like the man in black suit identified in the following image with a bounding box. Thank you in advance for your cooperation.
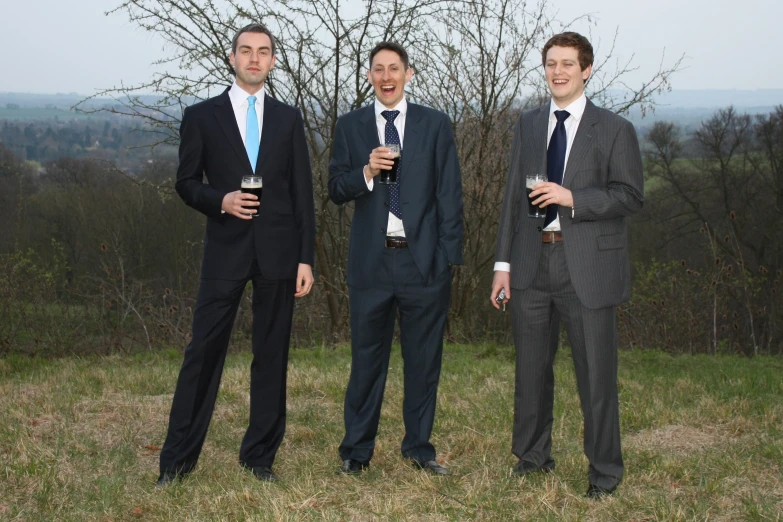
[491,32,644,498]
[156,23,315,486]
[328,42,464,476]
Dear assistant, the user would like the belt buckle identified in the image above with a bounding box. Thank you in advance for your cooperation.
[543,231,555,243]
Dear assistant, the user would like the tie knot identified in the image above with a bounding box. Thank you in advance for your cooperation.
[554,110,570,123]
[382,110,400,122]
[247,95,257,105]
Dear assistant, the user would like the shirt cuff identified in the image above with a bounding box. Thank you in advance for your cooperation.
[494,262,511,272]
[364,166,374,191]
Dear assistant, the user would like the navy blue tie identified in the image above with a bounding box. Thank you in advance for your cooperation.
[382,110,402,219]
[545,110,570,228]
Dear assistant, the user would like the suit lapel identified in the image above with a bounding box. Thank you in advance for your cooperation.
[359,105,380,152]
[256,95,279,175]
[400,103,423,169]
[213,89,254,173]
[532,106,549,173]
[400,103,424,203]
[563,99,600,188]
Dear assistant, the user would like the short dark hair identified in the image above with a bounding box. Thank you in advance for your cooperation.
[369,42,410,69]
[541,32,593,71]
[232,23,276,56]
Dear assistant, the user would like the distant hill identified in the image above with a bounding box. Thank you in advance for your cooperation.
[0,92,167,122]
[652,89,783,108]
[620,89,783,131]
[2,89,782,129]
[0,92,165,109]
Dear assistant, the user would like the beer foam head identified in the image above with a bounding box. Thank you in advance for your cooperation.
[526,174,545,189]
[241,180,263,189]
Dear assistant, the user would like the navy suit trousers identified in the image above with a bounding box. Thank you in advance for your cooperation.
[340,248,452,464]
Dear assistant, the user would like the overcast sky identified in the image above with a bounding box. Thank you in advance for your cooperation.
[1,0,780,94]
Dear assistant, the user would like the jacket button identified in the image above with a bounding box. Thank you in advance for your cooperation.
[383,202,388,207]
[380,228,386,233]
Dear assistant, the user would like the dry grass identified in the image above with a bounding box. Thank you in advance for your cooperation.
[626,424,735,455]
[0,346,781,521]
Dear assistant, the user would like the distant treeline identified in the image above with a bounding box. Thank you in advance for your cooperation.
[0,105,781,357]
[0,117,176,165]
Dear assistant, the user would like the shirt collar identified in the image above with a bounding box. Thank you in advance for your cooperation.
[229,81,265,108]
[374,97,408,119]
[549,93,586,122]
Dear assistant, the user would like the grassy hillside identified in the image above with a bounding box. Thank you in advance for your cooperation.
[1,345,781,521]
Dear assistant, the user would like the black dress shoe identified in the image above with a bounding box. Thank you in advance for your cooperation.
[512,460,554,477]
[414,460,451,476]
[338,459,369,475]
[155,471,183,488]
[245,465,280,482]
[586,483,616,499]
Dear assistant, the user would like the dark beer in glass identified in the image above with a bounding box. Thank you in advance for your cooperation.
[241,175,262,217]
[379,143,400,185]
[526,173,547,218]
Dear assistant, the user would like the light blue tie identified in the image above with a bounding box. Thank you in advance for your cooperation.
[245,95,259,171]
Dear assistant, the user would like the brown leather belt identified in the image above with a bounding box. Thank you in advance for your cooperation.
[385,237,408,248]
[542,231,563,243]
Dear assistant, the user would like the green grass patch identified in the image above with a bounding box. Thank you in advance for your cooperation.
[1,346,781,520]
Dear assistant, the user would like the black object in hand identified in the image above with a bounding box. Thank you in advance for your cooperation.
[496,288,506,312]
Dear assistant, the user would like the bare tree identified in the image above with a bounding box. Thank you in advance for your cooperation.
[641,107,783,353]
[78,0,683,343]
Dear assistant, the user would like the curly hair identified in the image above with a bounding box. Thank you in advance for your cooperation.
[541,32,593,71]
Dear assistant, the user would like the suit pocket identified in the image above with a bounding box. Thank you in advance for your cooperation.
[597,233,625,250]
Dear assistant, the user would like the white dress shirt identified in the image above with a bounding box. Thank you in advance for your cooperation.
[221,82,265,214]
[365,97,407,237]
[495,93,587,273]
[228,82,265,146]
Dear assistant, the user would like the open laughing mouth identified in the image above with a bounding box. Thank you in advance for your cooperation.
[552,79,568,86]
[381,84,396,96]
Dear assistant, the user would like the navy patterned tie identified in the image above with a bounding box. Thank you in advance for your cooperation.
[545,110,570,228]
[382,110,402,219]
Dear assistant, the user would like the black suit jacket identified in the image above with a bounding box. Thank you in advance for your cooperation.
[328,102,463,288]
[175,88,315,280]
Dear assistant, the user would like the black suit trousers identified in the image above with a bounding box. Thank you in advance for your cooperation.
[159,260,295,474]
[340,247,452,464]
[511,242,623,490]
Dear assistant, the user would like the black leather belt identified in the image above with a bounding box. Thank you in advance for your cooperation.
[542,231,563,243]
[385,237,408,248]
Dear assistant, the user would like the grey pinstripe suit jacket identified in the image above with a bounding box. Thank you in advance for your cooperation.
[494,99,644,310]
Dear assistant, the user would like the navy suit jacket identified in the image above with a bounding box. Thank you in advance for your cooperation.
[175,88,315,280]
[328,102,464,288]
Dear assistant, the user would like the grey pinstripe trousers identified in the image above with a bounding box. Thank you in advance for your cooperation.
[510,242,623,490]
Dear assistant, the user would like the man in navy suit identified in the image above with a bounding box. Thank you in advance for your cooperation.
[156,23,315,486]
[328,42,464,476]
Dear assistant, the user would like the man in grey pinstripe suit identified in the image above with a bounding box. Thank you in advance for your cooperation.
[491,32,644,498]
